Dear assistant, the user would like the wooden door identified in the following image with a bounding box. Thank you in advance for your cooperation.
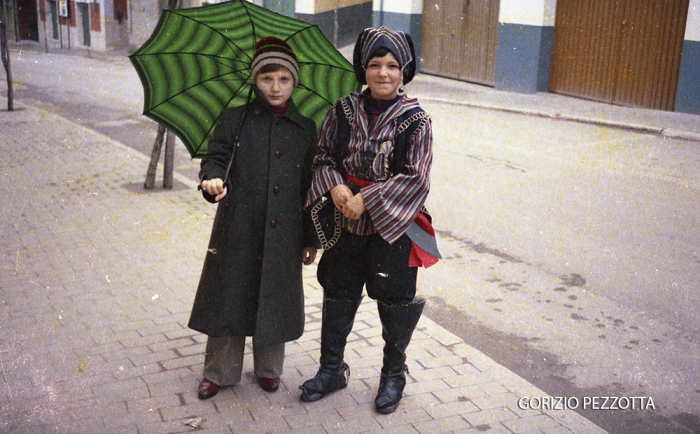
[16,0,40,40]
[420,0,499,86]
[549,0,689,111]
[79,3,90,46]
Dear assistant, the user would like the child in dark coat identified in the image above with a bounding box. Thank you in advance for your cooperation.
[189,37,318,399]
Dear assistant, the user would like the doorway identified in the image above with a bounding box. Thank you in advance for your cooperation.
[420,0,500,86]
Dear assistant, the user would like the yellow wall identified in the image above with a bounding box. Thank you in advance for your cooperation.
[300,0,371,14]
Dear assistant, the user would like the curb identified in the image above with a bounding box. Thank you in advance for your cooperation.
[661,128,700,142]
[419,96,700,143]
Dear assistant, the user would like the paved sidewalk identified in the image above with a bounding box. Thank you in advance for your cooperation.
[0,99,611,432]
[407,74,700,143]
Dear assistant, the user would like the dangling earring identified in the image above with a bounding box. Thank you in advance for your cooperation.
[398,67,406,96]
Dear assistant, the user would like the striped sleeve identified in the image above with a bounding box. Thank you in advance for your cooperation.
[362,117,433,244]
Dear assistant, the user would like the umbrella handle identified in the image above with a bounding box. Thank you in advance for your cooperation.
[222,86,254,187]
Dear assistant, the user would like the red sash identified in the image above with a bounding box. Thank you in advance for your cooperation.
[343,173,440,268]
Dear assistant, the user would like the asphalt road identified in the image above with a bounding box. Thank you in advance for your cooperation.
[420,100,700,433]
[4,47,700,434]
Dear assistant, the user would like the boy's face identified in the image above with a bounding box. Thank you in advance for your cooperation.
[255,67,294,107]
[365,52,401,101]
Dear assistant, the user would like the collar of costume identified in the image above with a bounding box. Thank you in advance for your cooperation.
[363,91,401,123]
[349,90,420,119]
[364,92,401,114]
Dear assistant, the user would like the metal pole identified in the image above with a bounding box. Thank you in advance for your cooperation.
[66,0,70,49]
[0,0,14,110]
[333,8,338,47]
[9,0,17,42]
[42,5,49,52]
[163,130,175,188]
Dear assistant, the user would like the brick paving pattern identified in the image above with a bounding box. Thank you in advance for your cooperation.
[0,101,607,432]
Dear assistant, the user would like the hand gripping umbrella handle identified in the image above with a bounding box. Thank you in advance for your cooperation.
[198,86,254,194]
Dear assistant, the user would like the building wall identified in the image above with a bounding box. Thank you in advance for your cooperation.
[494,0,555,93]
[295,0,372,48]
[84,1,106,49]
[32,0,101,50]
[675,0,700,114]
[128,0,161,51]
[370,0,421,66]
[35,0,126,51]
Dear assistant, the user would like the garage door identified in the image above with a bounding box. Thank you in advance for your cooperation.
[549,0,689,111]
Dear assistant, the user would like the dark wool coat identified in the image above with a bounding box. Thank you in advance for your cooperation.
[188,96,318,345]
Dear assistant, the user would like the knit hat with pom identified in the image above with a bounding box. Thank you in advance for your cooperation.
[251,36,299,87]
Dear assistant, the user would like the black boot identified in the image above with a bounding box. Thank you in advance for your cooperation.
[300,296,363,402]
[375,298,425,414]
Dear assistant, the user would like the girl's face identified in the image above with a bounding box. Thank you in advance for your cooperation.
[365,52,402,100]
[255,67,294,107]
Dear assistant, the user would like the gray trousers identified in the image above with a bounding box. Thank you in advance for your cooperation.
[202,335,285,386]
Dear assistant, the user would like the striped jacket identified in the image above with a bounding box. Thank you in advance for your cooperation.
[305,90,433,244]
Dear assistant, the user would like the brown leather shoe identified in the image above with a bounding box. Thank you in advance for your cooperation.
[258,377,280,393]
[198,378,219,400]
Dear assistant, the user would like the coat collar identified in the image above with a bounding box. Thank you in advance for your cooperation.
[250,90,312,131]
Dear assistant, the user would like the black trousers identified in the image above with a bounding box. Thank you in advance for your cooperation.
[317,230,417,304]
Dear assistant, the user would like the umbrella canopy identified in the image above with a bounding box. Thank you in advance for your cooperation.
[129,0,361,158]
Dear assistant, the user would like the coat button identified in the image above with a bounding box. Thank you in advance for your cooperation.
[270,219,278,228]
[273,185,280,194]
[275,118,281,125]
[275,150,282,158]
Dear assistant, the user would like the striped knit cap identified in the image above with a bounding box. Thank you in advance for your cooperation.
[250,37,299,87]
[353,26,416,85]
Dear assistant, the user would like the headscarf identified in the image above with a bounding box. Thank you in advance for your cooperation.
[353,26,416,85]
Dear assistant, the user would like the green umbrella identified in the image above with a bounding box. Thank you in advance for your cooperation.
[129,0,361,158]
